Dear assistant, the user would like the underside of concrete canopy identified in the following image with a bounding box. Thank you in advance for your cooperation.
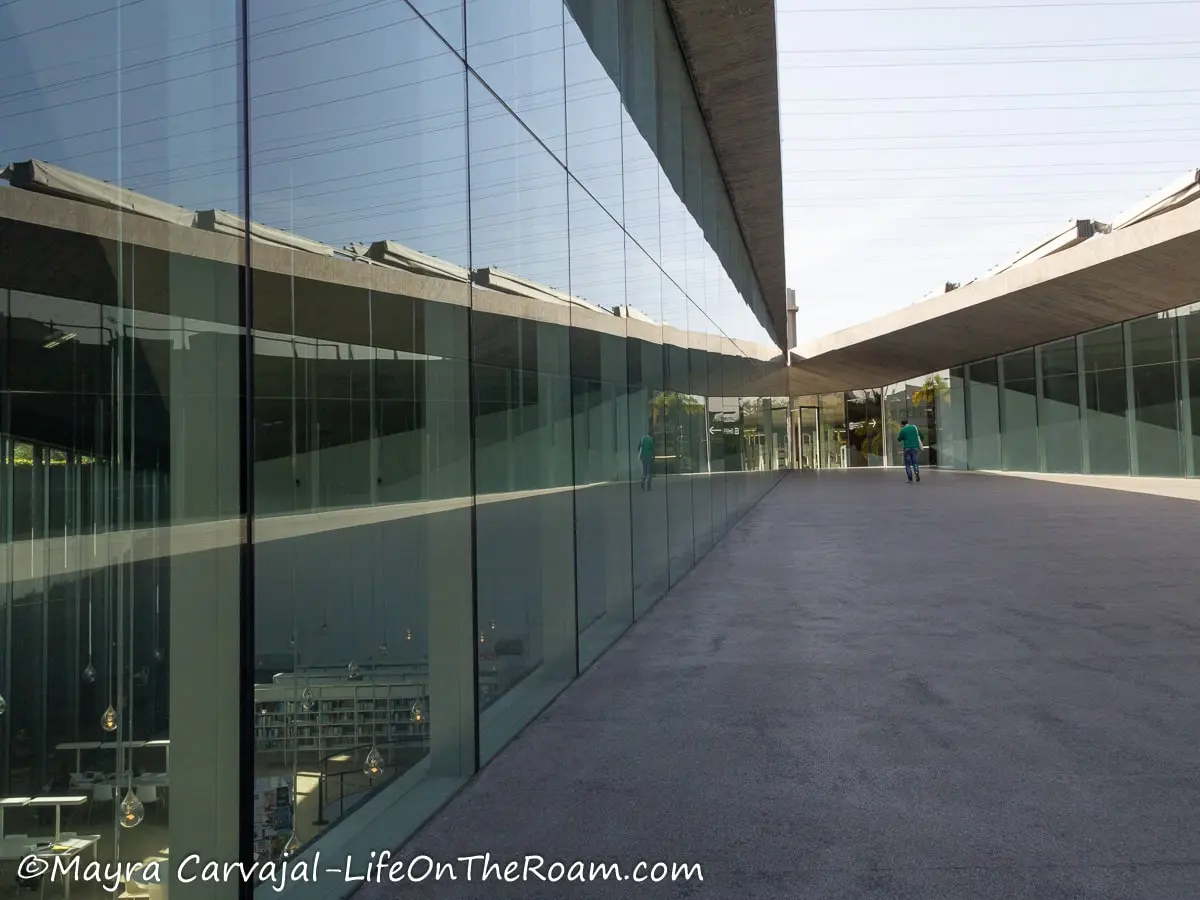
[665,0,787,349]
[789,198,1200,394]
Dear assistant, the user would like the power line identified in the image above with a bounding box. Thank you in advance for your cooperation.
[0,0,151,47]
[780,52,1200,68]
[781,99,1200,115]
[782,88,1200,102]
[783,124,1200,142]
[782,135,1200,151]
[780,36,1200,53]
[778,0,1199,12]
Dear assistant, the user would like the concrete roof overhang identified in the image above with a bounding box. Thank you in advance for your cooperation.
[665,0,787,349]
[789,201,1200,394]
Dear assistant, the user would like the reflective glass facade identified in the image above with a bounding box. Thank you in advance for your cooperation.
[923,304,1200,478]
[0,0,787,893]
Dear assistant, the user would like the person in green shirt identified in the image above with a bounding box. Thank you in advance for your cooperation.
[637,432,655,491]
[896,419,923,483]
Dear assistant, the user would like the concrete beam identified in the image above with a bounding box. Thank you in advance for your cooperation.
[790,201,1200,393]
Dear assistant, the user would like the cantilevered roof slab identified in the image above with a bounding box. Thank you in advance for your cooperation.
[665,0,787,348]
[789,196,1200,394]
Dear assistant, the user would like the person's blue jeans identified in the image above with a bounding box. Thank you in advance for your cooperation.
[903,448,920,481]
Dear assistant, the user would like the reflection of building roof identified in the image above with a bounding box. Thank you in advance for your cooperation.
[791,167,1200,394]
[2,159,658,322]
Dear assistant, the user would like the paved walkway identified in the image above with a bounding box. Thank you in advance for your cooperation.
[362,469,1200,900]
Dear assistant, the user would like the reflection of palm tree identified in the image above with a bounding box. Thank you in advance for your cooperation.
[857,419,883,457]
[912,374,950,409]
[650,391,706,426]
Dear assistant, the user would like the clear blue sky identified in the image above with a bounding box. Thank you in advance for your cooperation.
[777,0,1200,339]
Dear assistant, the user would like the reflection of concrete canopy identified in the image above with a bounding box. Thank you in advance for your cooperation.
[665,0,786,348]
[789,170,1200,394]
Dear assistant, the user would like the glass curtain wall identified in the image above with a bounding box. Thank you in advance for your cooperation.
[2,0,788,888]
[940,302,1200,478]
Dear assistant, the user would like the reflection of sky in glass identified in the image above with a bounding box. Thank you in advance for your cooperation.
[0,0,776,349]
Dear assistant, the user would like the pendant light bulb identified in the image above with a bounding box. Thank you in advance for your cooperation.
[83,662,97,684]
[101,705,118,732]
[409,700,424,724]
[301,687,315,712]
[347,661,361,681]
[152,647,164,664]
[119,789,145,828]
[283,831,301,857]
[405,628,413,642]
[363,745,385,778]
[378,640,389,655]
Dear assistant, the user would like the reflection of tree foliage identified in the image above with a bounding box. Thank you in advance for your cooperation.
[650,391,706,426]
[912,374,950,410]
[650,391,708,473]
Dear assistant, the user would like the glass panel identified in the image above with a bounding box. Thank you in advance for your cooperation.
[1038,340,1082,473]
[1178,304,1200,476]
[1129,315,1183,476]
[564,0,623,220]
[627,242,669,617]
[1081,325,1130,475]
[247,2,474,852]
[966,359,1001,470]
[411,0,465,52]
[664,292,695,585]
[845,390,882,467]
[1,0,244,885]
[468,73,575,762]
[617,0,659,256]
[908,374,947,468]
[467,0,566,162]
[799,407,819,470]
[936,369,967,469]
[568,180,632,669]
[818,394,847,469]
[690,347,713,559]
[1000,350,1039,471]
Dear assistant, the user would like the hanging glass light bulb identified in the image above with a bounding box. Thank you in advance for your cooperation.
[83,662,97,684]
[101,705,118,732]
[490,618,496,631]
[363,745,385,778]
[119,789,145,828]
[301,687,315,712]
[347,661,362,681]
[405,628,413,642]
[283,831,301,857]
[479,631,485,644]
[409,700,424,724]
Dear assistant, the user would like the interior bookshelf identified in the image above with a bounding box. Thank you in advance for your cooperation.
[253,665,501,760]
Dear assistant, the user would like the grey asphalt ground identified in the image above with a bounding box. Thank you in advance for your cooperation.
[358,468,1200,900]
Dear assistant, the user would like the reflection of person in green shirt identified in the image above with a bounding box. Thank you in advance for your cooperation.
[638,433,655,491]
[896,419,923,483]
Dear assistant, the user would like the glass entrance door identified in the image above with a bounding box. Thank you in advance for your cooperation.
[799,407,819,469]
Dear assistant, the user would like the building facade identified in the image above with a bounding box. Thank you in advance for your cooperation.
[0,1,789,896]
